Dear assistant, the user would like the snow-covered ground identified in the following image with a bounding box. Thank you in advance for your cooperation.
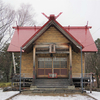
[10,94,94,100]
[0,88,100,100]
[0,89,19,100]
[86,91,100,100]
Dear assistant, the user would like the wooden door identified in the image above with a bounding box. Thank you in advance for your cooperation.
[37,57,68,78]
[53,57,68,78]
[37,58,52,78]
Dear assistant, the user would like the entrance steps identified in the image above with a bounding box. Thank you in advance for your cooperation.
[30,79,77,93]
[32,79,70,88]
[29,87,81,93]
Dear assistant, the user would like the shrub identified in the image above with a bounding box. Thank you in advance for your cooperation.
[0,82,11,88]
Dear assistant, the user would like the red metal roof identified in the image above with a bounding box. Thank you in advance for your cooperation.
[7,27,39,52]
[65,27,97,52]
[7,15,97,52]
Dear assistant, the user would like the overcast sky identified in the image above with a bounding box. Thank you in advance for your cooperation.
[3,0,100,41]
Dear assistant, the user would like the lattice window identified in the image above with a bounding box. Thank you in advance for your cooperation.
[61,58,67,68]
[61,61,67,68]
[38,57,67,68]
[38,58,44,68]
[53,58,67,68]
[44,58,52,68]
[53,58,60,68]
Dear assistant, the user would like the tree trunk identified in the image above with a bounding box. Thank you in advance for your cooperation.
[6,74,9,82]
[9,61,13,82]
[96,71,99,88]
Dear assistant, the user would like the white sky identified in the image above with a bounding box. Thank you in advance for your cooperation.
[3,0,100,41]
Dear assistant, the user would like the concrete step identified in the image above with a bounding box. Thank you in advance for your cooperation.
[35,79,69,81]
[36,82,70,84]
[36,83,70,86]
[35,79,70,82]
[36,86,68,88]
[36,84,69,86]
[29,86,81,93]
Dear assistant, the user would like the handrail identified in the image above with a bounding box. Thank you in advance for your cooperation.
[72,73,95,78]
[13,73,33,78]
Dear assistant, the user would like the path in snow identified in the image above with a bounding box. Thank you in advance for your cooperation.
[0,89,100,100]
[86,91,100,100]
[0,89,19,100]
[10,94,94,100]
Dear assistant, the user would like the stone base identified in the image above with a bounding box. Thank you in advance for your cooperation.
[68,86,75,90]
[30,86,37,90]
[27,88,86,93]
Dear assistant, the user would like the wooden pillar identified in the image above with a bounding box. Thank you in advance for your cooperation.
[52,58,54,74]
[32,45,36,86]
[69,45,73,85]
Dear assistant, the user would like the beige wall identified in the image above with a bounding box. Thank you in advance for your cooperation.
[72,51,85,77]
[21,52,33,78]
[35,26,69,43]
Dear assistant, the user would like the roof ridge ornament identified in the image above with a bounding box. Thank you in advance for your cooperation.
[42,12,63,20]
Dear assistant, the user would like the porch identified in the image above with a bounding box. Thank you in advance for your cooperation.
[13,42,85,88]
[31,43,73,85]
[11,73,93,88]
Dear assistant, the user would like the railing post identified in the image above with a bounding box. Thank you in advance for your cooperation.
[32,46,36,86]
[23,74,25,87]
[77,46,83,93]
[80,46,83,93]
[90,73,92,93]
[19,47,22,93]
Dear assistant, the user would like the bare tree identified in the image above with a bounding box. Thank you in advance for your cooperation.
[0,2,36,50]
[85,38,100,88]
[0,1,36,82]
[0,43,12,82]
[12,4,36,74]
[16,3,36,26]
[0,0,15,49]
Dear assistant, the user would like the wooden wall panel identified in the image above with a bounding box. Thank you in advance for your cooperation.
[61,69,67,75]
[45,69,52,75]
[54,69,60,75]
[38,69,44,75]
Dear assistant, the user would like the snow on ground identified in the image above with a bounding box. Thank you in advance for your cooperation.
[0,89,19,100]
[86,91,100,100]
[10,94,94,100]
[0,89,100,100]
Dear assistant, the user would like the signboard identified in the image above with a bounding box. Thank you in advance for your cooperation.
[48,73,57,78]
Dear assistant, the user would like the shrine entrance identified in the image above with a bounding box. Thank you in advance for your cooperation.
[37,56,68,78]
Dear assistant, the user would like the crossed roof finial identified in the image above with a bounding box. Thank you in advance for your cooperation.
[42,12,63,20]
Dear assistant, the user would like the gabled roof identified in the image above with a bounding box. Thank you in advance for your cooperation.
[22,16,83,52]
[7,15,98,52]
